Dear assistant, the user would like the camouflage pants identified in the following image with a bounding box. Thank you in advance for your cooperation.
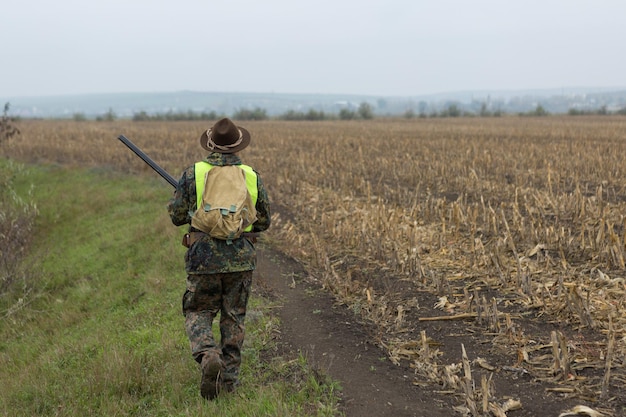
[182,270,253,385]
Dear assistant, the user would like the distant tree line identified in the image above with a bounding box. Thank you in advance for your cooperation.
[568,105,626,116]
[403,102,626,118]
[78,101,626,122]
[280,109,328,121]
[132,109,223,121]
[85,102,377,122]
[232,107,268,121]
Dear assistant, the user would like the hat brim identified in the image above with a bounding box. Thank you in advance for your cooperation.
[200,126,251,154]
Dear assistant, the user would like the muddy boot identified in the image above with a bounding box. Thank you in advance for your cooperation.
[200,351,224,400]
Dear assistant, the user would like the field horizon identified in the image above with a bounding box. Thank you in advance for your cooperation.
[4,86,626,119]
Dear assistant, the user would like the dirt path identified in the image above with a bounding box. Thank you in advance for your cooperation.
[254,245,454,417]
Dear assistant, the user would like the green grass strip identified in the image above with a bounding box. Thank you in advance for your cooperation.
[0,163,342,417]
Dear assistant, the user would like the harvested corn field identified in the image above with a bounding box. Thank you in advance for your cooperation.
[6,117,626,416]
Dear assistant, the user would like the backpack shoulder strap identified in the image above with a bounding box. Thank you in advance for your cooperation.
[194,162,213,210]
[238,164,258,204]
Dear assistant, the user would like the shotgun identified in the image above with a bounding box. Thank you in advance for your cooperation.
[118,134,178,188]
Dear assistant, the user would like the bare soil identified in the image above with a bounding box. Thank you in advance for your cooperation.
[254,244,625,417]
[255,245,452,417]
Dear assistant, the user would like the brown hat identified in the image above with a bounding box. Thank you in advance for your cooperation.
[200,118,251,153]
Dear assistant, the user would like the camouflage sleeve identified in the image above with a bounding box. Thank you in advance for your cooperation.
[252,173,271,233]
[167,166,195,227]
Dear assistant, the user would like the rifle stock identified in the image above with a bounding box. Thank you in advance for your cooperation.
[118,134,178,188]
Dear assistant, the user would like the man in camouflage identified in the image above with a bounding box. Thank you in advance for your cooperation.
[167,118,271,399]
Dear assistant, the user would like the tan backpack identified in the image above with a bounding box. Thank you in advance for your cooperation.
[191,165,257,241]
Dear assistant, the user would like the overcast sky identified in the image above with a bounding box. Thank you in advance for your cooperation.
[1,0,625,98]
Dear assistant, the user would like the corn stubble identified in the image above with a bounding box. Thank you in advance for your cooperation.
[8,116,626,416]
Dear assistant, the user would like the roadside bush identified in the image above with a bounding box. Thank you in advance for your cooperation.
[0,108,39,318]
[0,161,39,316]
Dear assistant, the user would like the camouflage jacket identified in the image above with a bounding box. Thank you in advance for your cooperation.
[167,153,271,274]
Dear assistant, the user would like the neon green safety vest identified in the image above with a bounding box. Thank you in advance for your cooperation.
[194,162,259,232]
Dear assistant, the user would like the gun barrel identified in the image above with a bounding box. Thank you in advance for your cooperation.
[118,135,178,188]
